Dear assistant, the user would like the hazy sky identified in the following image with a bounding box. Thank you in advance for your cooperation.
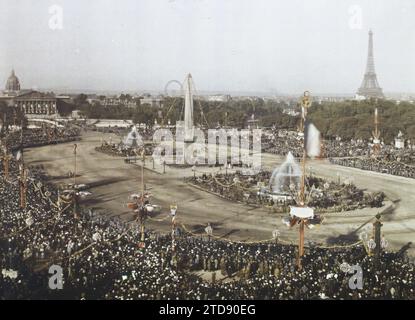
[0,0,414,94]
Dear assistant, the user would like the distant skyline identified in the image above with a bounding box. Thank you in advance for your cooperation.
[1,0,415,94]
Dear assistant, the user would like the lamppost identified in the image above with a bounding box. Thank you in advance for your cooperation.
[367,238,376,256]
[372,108,381,155]
[373,213,385,266]
[73,144,77,186]
[16,123,27,209]
[170,204,178,251]
[71,144,79,218]
[19,163,27,209]
[205,223,213,242]
[135,202,154,249]
[73,190,79,219]
[272,229,280,244]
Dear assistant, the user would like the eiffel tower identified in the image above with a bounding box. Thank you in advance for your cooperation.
[357,30,384,99]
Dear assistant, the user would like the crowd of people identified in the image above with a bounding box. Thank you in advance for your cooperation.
[262,130,304,158]
[262,129,415,179]
[262,129,379,158]
[186,172,385,212]
[0,157,414,300]
[330,157,415,179]
[95,141,155,158]
[2,125,80,151]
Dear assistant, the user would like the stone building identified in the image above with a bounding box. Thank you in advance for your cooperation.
[0,69,59,119]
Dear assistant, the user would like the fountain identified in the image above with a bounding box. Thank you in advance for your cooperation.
[269,152,301,194]
[124,126,142,148]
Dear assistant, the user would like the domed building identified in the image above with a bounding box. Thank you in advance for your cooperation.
[1,68,62,119]
[5,69,21,92]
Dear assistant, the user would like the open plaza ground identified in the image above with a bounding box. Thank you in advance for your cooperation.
[24,130,415,259]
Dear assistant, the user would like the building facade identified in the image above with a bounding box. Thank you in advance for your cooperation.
[0,69,59,119]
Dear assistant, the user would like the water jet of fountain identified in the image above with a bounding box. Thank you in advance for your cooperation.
[124,126,143,148]
[269,152,301,194]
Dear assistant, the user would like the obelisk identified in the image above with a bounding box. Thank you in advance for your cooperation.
[184,73,194,142]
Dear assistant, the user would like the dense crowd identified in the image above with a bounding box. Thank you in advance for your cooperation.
[262,129,373,158]
[330,158,415,179]
[0,158,413,300]
[262,129,415,179]
[91,126,155,141]
[262,130,303,158]
[2,125,80,151]
[95,141,155,158]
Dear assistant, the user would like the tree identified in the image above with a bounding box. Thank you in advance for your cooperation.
[0,102,26,137]
[74,93,88,106]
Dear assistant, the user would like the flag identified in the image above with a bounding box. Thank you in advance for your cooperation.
[304,121,321,157]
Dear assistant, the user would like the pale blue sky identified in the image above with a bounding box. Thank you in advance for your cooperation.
[0,0,414,94]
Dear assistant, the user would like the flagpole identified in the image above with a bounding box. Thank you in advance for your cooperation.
[373,108,380,155]
[140,148,146,246]
[4,153,10,180]
[20,120,24,163]
[73,144,78,218]
[171,204,177,252]
[73,144,77,186]
[297,91,311,270]
[1,139,10,181]
[19,120,26,209]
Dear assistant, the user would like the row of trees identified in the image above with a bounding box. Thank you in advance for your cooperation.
[72,94,293,129]
[159,97,293,128]
[72,93,415,143]
[7,93,411,143]
[308,99,415,143]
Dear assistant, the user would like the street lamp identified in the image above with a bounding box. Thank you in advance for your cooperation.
[272,229,280,244]
[205,223,213,242]
[368,238,376,255]
[170,204,178,251]
[381,235,388,250]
